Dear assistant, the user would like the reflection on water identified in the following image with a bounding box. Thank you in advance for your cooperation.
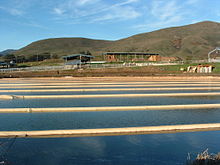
[1,131,220,165]
[1,82,220,164]
[2,90,220,96]
[1,109,220,131]
[0,96,220,108]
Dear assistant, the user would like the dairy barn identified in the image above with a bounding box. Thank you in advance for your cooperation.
[103,52,160,62]
[103,52,181,62]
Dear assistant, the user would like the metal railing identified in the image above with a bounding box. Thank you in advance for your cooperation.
[87,62,179,69]
[0,62,180,72]
[0,65,66,72]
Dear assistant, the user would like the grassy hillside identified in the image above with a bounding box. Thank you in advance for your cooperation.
[107,21,220,60]
[15,38,112,57]
[14,21,220,60]
[0,49,16,56]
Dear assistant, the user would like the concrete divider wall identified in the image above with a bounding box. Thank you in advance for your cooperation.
[0,123,220,138]
[1,87,220,93]
[1,92,220,99]
[0,95,14,99]
[1,81,220,86]
[1,83,220,89]
[0,104,219,113]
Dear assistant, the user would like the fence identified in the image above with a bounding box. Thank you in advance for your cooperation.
[87,62,178,69]
[0,62,179,72]
[0,65,66,73]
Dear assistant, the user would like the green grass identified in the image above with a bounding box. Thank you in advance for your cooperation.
[212,63,220,73]
[17,59,63,67]
[16,59,220,74]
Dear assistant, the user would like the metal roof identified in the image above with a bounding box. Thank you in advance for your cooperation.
[0,62,7,65]
[103,52,159,55]
[62,54,94,59]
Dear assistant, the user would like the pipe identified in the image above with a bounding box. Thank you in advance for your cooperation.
[1,87,220,93]
[1,92,220,99]
[0,123,220,138]
[1,84,220,89]
[0,104,220,113]
[1,81,220,86]
[0,95,14,99]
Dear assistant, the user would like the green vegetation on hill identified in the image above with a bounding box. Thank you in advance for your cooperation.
[14,21,220,60]
[15,38,111,59]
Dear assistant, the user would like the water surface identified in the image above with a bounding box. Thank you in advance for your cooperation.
[1,131,220,165]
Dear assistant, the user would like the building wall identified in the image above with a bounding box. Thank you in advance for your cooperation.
[148,55,162,61]
[106,55,117,62]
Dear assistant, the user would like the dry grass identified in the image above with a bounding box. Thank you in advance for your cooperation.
[188,149,220,165]
[15,21,220,60]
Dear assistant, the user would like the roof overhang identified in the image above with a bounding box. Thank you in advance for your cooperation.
[62,54,94,60]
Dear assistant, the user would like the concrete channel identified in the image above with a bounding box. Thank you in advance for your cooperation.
[1,78,220,138]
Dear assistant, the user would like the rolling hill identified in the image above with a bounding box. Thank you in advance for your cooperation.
[0,49,16,56]
[14,21,220,60]
[15,38,111,57]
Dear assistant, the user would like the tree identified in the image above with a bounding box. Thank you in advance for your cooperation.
[3,54,16,62]
[86,50,92,55]
[51,53,59,59]
[16,55,26,63]
[79,50,92,55]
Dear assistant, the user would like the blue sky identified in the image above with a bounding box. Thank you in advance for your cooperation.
[0,0,220,51]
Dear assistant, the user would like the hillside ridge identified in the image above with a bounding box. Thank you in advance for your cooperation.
[14,21,220,60]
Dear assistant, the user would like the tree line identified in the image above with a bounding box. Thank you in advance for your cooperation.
[2,53,58,63]
[1,50,92,63]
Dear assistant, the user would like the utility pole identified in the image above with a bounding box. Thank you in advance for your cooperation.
[35,49,39,62]
[80,54,82,69]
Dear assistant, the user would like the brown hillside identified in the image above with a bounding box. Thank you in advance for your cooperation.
[107,21,220,60]
[15,38,112,56]
[15,21,220,60]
